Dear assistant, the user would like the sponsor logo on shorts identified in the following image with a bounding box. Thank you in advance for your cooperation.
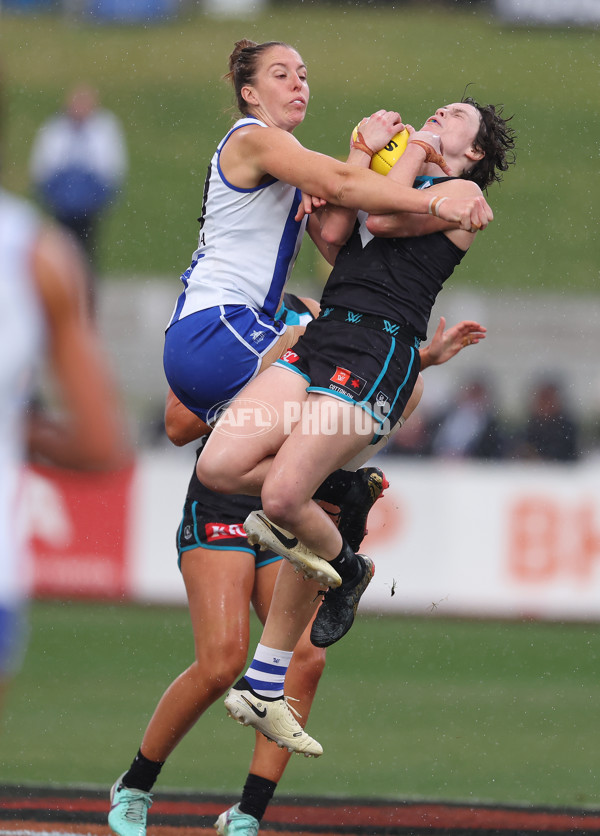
[205,523,247,541]
[375,391,391,413]
[328,384,349,396]
[330,367,366,395]
[250,329,266,343]
[281,349,299,364]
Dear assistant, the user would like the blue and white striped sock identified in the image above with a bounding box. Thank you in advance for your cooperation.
[243,643,293,699]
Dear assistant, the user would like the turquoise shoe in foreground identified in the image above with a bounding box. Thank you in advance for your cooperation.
[108,773,152,836]
[214,803,259,835]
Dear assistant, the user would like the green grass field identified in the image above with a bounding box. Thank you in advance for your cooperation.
[1,4,598,292]
[3,600,600,808]
[2,8,599,809]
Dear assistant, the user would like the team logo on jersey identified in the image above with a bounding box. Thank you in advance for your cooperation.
[281,349,299,364]
[330,366,366,395]
[205,522,247,542]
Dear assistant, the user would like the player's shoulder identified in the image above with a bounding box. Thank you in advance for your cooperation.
[428,176,482,199]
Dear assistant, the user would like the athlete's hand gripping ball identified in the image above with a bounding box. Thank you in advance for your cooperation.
[350,110,409,174]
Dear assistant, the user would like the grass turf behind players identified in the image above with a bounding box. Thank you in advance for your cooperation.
[1,5,597,292]
[2,600,599,809]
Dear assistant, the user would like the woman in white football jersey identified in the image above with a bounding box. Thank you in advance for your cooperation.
[162,38,492,430]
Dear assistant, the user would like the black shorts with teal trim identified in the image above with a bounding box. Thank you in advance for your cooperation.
[176,464,282,571]
[275,317,421,440]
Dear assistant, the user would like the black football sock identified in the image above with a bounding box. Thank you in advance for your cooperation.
[312,469,360,504]
[328,539,360,584]
[238,772,277,822]
[121,749,164,793]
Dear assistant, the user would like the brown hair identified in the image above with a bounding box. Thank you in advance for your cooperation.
[462,96,517,191]
[224,39,294,115]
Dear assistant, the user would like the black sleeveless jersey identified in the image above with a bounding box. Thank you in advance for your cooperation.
[321,179,466,340]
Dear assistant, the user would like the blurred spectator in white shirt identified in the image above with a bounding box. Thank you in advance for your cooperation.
[29,83,128,314]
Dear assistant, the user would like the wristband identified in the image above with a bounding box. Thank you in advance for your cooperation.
[408,139,448,170]
[428,195,448,218]
[350,130,375,158]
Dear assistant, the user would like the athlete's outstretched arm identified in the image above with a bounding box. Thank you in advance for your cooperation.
[27,225,129,470]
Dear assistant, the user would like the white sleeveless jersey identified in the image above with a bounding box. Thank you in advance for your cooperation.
[167,118,308,327]
[0,189,45,606]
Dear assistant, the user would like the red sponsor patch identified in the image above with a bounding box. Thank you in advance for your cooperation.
[281,349,299,364]
[331,366,351,385]
[330,367,367,395]
[205,522,247,542]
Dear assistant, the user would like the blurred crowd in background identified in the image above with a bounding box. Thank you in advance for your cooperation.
[383,374,591,462]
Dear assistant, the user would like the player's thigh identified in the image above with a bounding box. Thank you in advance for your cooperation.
[206,364,309,469]
[264,393,375,507]
[402,372,424,421]
[181,546,256,663]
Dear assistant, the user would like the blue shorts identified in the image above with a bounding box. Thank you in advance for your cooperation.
[163,305,287,423]
[0,604,29,677]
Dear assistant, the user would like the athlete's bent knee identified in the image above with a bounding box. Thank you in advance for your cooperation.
[261,482,301,531]
[195,450,241,495]
[188,655,246,700]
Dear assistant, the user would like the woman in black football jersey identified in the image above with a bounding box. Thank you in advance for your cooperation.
[196,97,516,755]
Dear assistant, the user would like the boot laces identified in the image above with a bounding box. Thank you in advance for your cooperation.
[122,791,151,823]
[283,694,303,721]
